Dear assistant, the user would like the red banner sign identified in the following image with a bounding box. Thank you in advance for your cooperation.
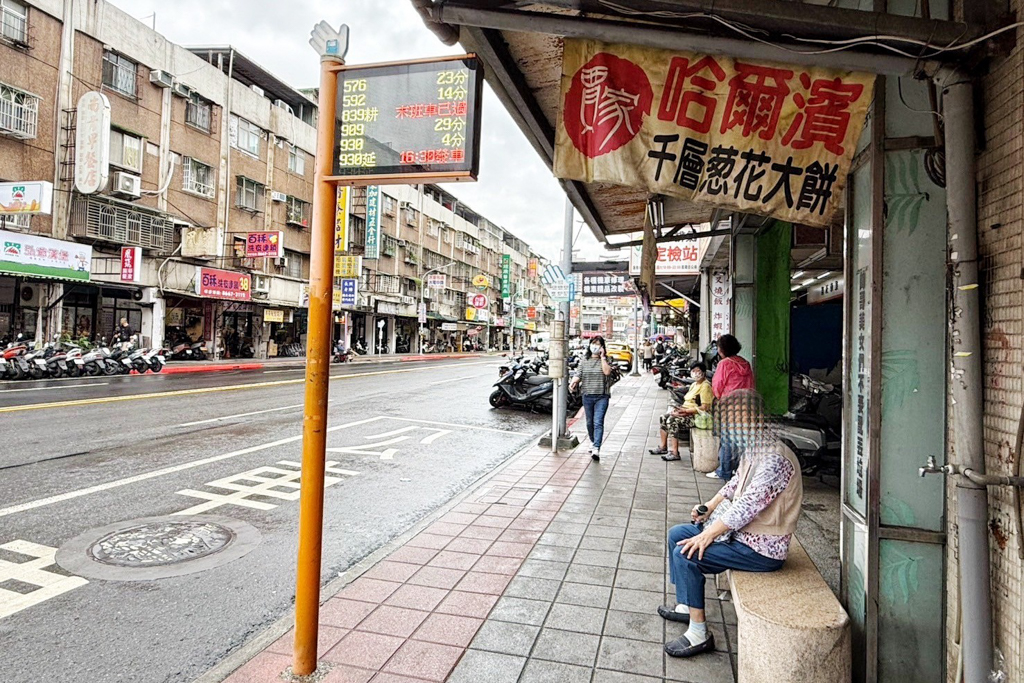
[245,231,282,258]
[120,246,141,283]
[197,267,251,301]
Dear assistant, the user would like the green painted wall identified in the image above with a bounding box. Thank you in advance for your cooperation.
[755,221,792,414]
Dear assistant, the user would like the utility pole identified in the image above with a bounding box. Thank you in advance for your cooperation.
[630,294,641,376]
[292,21,348,678]
[555,197,573,438]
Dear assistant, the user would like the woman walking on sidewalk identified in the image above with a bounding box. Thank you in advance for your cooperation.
[575,336,614,462]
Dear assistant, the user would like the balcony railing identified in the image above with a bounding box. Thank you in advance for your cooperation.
[70,194,176,253]
[0,86,38,139]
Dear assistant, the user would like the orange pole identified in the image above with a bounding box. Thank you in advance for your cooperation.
[293,58,339,677]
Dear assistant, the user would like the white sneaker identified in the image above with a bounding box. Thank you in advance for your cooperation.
[705,471,722,479]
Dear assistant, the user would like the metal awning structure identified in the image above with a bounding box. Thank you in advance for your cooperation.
[411,0,992,247]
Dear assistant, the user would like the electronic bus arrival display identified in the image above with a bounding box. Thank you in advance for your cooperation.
[332,56,483,181]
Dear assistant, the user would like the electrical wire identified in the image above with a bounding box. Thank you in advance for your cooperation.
[596,0,1024,59]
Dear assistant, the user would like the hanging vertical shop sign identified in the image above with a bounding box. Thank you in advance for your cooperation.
[364,185,381,259]
[334,255,361,278]
[527,258,538,279]
[120,247,141,283]
[710,269,731,340]
[74,92,111,195]
[501,254,511,299]
[339,278,358,306]
[335,186,350,252]
[553,39,875,227]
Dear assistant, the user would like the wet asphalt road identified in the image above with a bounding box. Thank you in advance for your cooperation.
[0,358,548,683]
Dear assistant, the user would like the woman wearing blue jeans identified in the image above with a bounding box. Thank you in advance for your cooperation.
[575,336,613,461]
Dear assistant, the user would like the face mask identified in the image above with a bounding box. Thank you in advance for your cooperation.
[590,345,601,354]
[691,372,703,380]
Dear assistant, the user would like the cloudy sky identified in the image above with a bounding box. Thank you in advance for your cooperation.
[108,0,606,263]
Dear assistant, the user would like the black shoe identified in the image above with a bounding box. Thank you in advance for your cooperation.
[649,447,668,455]
[664,633,715,658]
[661,453,682,462]
[657,604,690,623]
[591,453,600,461]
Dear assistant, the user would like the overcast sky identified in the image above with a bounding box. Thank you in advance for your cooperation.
[108,0,606,263]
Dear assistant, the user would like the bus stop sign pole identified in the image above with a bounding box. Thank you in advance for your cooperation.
[293,21,348,678]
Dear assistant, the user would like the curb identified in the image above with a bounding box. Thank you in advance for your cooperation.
[161,363,266,375]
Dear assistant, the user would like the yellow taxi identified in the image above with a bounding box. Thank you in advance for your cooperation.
[605,342,634,370]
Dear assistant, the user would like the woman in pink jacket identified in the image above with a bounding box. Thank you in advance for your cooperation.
[708,334,754,480]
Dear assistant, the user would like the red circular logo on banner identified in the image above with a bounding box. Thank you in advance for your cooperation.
[563,53,653,158]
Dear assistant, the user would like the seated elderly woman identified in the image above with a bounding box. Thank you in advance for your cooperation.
[649,362,713,462]
[659,389,803,658]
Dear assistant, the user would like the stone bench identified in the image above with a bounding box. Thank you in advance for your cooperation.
[689,428,718,472]
[727,537,850,682]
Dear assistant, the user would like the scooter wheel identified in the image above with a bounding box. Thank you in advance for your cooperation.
[149,360,162,373]
[489,389,507,408]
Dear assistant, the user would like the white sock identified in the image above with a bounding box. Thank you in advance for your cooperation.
[684,620,708,644]
[674,604,689,614]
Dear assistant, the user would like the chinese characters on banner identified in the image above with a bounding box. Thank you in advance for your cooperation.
[196,267,251,301]
[334,255,361,278]
[245,231,283,258]
[527,258,538,279]
[426,273,446,289]
[581,272,631,297]
[501,255,511,299]
[0,229,91,281]
[710,270,731,340]
[629,239,706,276]
[74,92,111,195]
[554,40,875,227]
[364,186,381,259]
[335,186,350,253]
[339,278,359,307]
[120,247,141,283]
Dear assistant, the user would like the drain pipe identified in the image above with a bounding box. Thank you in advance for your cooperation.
[942,73,994,683]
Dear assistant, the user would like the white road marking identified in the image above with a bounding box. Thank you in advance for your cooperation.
[262,369,304,374]
[429,374,482,385]
[328,435,412,461]
[0,416,386,519]
[0,382,109,394]
[419,428,453,444]
[363,426,422,439]
[173,460,358,515]
[0,540,88,621]
[178,403,305,427]
[385,416,533,436]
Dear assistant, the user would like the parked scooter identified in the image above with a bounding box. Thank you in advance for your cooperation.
[775,373,842,476]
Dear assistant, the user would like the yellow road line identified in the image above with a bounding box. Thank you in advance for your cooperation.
[0,361,492,414]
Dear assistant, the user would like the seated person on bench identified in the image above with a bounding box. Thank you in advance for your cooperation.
[659,390,803,658]
[650,362,713,462]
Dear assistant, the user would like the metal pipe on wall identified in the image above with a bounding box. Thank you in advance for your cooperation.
[556,197,573,437]
[942,75,994,683]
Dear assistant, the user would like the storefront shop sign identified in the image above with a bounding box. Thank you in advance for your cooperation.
[527,258,538,279]
[475,309,489,323]
[427,273,446,289]
[364,185,381,259]
[334,255,361,278]
[0,181,53,215]
[377,300,403,316]
[0,229,92,281]
[628,239,707,276]
[340,278,358,307]
[74,91,111,195]
[710,269,731,340]
[554,39,875,227]
[494,315,506,327]
[465,307,477,321]
[472,274,490,290]
[581,272,630,297]
[441,322,458,331]
[335,186,350,252]
[469,293,488,309]
[527,306,537,319]
[120,247,141,283]
[808,275,844,304]
[501,255,511,298]
[246,231,283,258]
[264,309,285,323]
[196,267,251,301]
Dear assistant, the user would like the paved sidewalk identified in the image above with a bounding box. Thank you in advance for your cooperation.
[211,374,736,683]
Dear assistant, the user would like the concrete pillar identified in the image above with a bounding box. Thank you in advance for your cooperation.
[144,290,166,349]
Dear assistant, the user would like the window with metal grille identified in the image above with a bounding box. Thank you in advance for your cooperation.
[0,82,37,139]
[426,220,441,238]
[70,194,175,253]
[382,235,397,257]
[231,115,261,157]
[383,195,395,215]
[349,215,366,248]
[288,144,305,175]
[0,0,27,44]
[286,196,310,227]
[284,250,302,278]
[236,176,263,212]
[182,157,214,198]
[0,212,29,230]
[376,274,400,294]
[109,129,143,172]
[102,50,137,98]
[185,94,211,132]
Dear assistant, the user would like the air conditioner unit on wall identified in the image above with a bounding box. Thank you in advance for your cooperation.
[254,275,271,292]
[270,191,287,203]
[19,284,40,308]
[149,69,174,88]
[171,81,193,99]
[274,99,294,115]
[112,172,141,198]
[250,84,265,97]
[274,256,289,268]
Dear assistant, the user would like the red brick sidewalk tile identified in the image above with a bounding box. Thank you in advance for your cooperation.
[387,546,438,565]
[320,598,378,629]
[384,584,449,611]
[412,613,483,647]
[381,639,463,681]
[322,631,405,669]
[444,537,492,554]
[266,624,348,656]
[426,550,479,570]
[454,570,514,595]
[321,664,376,683]
[458,525,503,541]
[338,578,403,604]
[407,565,466,590]
[434,590,498,618]
[471,555,524,575]
[355,605,430,638]
[406,533,454,550]
[363,561,421,583]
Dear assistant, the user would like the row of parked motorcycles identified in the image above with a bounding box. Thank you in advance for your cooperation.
[1,333,167,380]
[651,341,842,477]
[489,350,622,413]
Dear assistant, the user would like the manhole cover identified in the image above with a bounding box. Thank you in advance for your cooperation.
[90,520,235,568]
[57,515,260,581]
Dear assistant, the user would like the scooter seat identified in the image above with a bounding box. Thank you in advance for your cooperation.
[523,375,550,386]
